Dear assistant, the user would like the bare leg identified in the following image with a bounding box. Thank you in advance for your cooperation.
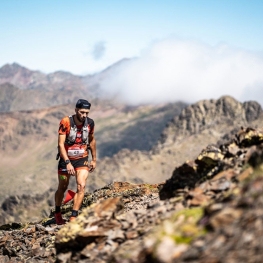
[73,169,89,211]
[55,174,70,206]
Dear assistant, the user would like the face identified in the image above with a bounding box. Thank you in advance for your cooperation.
[75,108,90,122]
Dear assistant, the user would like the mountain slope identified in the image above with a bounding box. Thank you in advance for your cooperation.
[0,100,186,207]
[93,96,263,190]
[1,126,263,262]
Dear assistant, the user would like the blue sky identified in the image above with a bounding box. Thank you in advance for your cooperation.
[1,0,263,105]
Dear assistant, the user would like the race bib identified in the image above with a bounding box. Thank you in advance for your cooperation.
[68,147,85,157]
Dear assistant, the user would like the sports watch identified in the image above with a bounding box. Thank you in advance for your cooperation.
[65,160,71,165]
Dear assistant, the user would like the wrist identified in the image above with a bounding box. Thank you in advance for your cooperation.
[65,159,71,165]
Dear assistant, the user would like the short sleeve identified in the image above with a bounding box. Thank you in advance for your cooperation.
[58,117,70,135]
[88,118,95,134]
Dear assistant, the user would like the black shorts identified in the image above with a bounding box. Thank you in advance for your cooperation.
[58,157,90,174]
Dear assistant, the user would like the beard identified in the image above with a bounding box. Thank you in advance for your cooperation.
[76,114,85,123]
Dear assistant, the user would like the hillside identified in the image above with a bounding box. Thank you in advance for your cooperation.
[92,96,263,191]
[0,100,186,207]
[1,125,263,262]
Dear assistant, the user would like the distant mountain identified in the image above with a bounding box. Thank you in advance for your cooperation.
[0,63,46,89]
[0,61,131,112]
[0,62,91,91]
[0,63,91,111]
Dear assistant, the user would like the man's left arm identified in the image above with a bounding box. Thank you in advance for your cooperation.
[88,133,96,172]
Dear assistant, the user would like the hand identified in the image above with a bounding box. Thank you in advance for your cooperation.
[89,160,96,173]
[66,163,76,176]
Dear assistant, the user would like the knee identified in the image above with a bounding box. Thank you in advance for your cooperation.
[77,183,86,193]
[58,183,68,192]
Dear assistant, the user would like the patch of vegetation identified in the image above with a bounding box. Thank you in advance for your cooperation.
[150,207,206,249]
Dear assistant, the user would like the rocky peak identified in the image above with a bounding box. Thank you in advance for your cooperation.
[157,96,262,148]
[0,63,28,79]
[0,63,45,90]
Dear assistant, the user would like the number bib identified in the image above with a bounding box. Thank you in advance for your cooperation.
[67,146,85,157]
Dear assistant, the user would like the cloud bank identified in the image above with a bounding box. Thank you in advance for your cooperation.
[100,38,263,106]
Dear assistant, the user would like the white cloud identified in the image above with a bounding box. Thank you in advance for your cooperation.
[100,38,263,106]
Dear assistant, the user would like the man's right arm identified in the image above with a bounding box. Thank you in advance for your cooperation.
[58,134,68,161]
[58,134,75,175]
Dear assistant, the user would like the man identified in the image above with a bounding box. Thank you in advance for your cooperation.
[54,99,96,224]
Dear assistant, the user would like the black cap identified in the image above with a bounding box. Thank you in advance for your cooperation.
[76,99,91,109]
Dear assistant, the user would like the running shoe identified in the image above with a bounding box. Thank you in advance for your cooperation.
[55,212,65,225]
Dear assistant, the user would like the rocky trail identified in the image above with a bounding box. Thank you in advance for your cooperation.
[1,126,263,262]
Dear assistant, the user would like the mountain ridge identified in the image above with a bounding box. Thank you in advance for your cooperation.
[156,95,262,149]
[0,63,98,111]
